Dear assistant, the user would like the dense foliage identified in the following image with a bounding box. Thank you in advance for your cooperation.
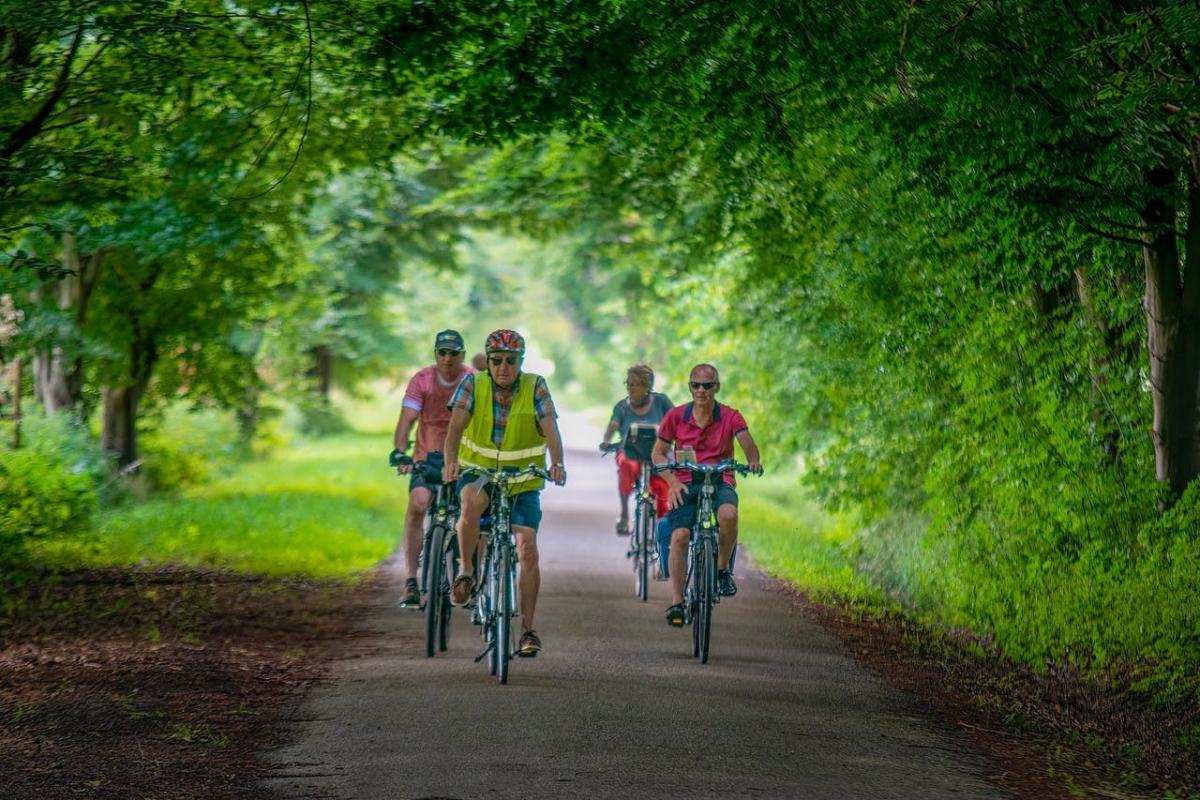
[4,0,1200,688]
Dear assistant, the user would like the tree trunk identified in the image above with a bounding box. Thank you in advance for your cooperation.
[101,384,138,466]
[101,316,157,468]
[32,234,101,414]
[309,344,333,403]
[1140,160,1200,503]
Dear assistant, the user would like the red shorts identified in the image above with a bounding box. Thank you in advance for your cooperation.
[616,451,670,518]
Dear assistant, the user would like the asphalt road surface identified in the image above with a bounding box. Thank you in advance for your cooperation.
[266,443,1009,799]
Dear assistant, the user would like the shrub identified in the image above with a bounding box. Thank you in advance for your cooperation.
[138,406,240,492]
[0,414,108,566]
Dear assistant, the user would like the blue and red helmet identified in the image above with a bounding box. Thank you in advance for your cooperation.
[485,329,525,355]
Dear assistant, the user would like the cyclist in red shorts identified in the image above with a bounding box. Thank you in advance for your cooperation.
[598,364,674,536]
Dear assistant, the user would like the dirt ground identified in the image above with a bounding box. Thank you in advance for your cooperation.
[0,568,379,800]
[780,581,1200,799]
[1,567,1195,799]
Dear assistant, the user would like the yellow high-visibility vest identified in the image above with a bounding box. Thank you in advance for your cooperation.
[458,372,546,494]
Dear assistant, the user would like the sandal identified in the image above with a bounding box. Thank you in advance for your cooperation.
[665,603,685,628]
[450,573,474,606]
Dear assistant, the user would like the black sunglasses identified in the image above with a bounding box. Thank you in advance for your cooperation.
[488,355,520,366]
[689,381,717,390]
[436,348,462,357]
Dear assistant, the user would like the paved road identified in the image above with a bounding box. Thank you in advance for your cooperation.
[266,446,1009,800]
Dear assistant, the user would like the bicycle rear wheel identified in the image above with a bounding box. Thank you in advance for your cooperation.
[497,545,513,684]
[424,524,446,657]
[698,535,715,664]
[636,503,651,602]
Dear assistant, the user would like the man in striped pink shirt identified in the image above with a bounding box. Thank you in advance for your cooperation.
[392,329,474,607]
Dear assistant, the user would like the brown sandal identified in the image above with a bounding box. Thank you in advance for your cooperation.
[450,573,474,606]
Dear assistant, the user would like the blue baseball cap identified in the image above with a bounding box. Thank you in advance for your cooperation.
[434,329,465,351]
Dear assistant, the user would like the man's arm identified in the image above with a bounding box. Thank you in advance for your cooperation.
[735,429,764,475]
[541,416,567,486]
[442,407,471,483]
[392,407,419,473]
[599,418,619,449]
[652,436,686,509]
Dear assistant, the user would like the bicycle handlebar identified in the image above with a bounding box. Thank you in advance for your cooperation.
[651,460,757,477]
[460,464,563,486]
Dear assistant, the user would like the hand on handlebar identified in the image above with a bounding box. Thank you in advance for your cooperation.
[548,463,567,486]
[389,447,413,474]
[747,460,764,476]
[442,459,461,484]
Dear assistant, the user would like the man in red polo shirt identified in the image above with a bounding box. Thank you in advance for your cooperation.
[652,363,763,627]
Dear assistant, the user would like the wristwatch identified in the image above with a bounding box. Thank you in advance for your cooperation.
[551,462,565,469]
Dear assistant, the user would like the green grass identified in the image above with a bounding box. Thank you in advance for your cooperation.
[35,432,405,578]
[738,471,887,606]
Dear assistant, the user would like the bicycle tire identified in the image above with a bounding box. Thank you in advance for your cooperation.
[636,503,651,602]
[424,523,446,657]
[438,537,455,652]
[497,545,512,684]
[690,545,702,658]
[698,534,715,664]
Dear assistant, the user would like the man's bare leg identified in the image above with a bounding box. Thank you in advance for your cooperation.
[716,503,738,571]
[514,526,539,631]
[451,483,488,604]
[402,487,433,581]
[669,527,690,605]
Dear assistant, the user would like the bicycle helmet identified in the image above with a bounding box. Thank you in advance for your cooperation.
[485,329,525,354]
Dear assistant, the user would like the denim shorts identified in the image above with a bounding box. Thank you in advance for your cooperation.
[665,482,738,532]
[457,476,543,531]
[408,470,437,495]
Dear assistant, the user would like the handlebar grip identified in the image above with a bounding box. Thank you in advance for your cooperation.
[388,449,412,468]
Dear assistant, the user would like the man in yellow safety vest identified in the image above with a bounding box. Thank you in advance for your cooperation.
[442,329,567,657]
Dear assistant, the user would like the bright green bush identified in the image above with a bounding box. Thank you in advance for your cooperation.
[0,414,108,565]
[138,406,240,492]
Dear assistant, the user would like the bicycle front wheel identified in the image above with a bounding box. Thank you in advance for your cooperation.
[438,535,458,652]
[636,503,652,602]
[424,524,446,657]
[698,535,715,664]
[497,545,513,684]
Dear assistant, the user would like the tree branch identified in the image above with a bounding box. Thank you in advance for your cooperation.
[0,25,84,161]
[1082,222,1147,247]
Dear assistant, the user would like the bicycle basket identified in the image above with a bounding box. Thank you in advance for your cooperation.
[623,423,659,461]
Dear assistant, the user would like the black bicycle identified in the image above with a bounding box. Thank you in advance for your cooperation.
[654,460,753,664]
[603,432,659,602]
[462,464,556,685]
[391,450,460,657]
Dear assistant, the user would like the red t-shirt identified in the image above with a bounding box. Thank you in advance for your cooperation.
[403,365,473,460]
[656,402,749,486]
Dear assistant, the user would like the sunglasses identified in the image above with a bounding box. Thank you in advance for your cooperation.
[689,381,717,390]
[436,348,462,357]
[488,355,520,366]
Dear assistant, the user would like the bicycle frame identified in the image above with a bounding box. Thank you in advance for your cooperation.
[654,460,752,663]
[684,471,721,610]
[419,476,461,594]
[463,465,553,684]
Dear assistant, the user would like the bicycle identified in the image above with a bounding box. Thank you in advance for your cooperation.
[390,450,460,658]
[461,464,557,685]
[602,429,659,602]
[653,460,754,664]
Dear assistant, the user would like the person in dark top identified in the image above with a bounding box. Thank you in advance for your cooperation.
[598,364,674,536]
